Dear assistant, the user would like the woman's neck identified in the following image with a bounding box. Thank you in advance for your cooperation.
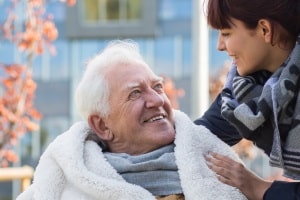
[267,44,294,73]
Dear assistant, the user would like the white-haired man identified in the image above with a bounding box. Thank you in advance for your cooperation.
[17,40,246,200]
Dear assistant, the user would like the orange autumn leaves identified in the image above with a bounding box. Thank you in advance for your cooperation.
[0,0,76,167]
[0,64,42,167]
[4,0,60,55]
[1,64,41,130]
[62,0,76,6]
[4,0,76,56]
[18,20,58,55]
[162,76,185,109]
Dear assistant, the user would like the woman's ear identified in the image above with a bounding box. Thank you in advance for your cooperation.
[257,19,272,43]
[88,114,113,141]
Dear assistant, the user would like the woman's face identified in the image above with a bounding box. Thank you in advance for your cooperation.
[217,18,273,76]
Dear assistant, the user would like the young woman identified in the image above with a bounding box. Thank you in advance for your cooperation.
[195,0,300,199]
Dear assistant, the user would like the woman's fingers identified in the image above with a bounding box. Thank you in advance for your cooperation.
[205,152,244,187]
[205,152,273,200]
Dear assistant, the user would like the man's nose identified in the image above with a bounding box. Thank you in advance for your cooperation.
[145,90,164,108]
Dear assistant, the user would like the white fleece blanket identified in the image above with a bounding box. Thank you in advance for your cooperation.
[17,110,247,200]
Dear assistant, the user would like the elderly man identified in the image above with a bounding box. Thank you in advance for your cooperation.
[17,41,246,200]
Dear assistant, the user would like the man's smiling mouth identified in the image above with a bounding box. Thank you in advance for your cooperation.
[145,114,165,122]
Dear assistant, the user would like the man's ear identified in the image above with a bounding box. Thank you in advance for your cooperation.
[88,114,113,141]
[257,19,272,43]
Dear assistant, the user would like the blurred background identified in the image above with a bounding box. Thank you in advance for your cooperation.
[0,0,286,199]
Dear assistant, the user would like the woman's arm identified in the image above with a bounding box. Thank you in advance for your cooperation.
[194,94,242,146]
[206,152,271,200]
[206,152,300,200]
[263,181,300,200]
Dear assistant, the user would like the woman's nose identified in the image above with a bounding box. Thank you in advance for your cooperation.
[217,35,226,51]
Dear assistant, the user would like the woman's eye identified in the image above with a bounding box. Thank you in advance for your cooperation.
[221,32,230,37]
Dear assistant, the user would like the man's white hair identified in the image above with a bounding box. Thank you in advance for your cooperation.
[75,40,146,120]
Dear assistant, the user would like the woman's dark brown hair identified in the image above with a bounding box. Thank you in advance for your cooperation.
[206,0,300,45]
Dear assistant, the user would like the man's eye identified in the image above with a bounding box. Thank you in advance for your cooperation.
[129,90,141,99]
[154,83,164,92]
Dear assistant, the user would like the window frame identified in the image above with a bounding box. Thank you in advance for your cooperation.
[66,0,157,38]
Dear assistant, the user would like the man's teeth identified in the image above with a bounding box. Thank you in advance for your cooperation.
[148,115,164,122]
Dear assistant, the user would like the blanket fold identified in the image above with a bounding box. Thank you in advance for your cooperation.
[17,110,246,200]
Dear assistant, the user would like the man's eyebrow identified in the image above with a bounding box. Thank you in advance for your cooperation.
[125,82,140,90]
[155,76,164,82]
[124,77,163,90]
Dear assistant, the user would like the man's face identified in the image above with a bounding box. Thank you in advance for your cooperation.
[103,62,175,155]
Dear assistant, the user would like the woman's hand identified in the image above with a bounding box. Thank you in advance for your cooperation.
[206,152,272,200]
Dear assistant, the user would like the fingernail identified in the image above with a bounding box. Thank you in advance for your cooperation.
[206,161,212,169]
[204,154,210,160]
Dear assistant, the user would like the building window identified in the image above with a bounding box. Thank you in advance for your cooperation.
[66,0,157,38]
[83,0,141,23]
